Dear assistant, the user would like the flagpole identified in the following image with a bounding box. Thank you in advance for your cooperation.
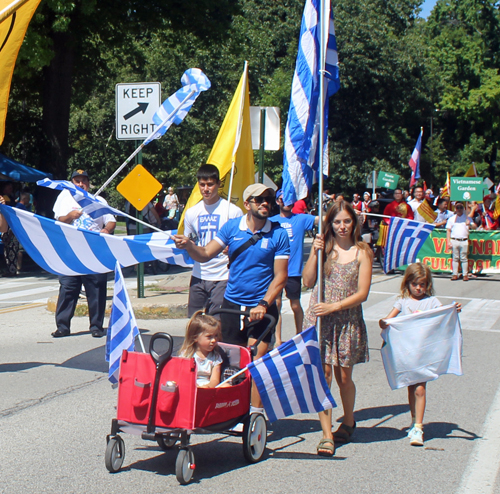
[0,0,31,23]
[95,89,196,197]
[316,0,329,341]
[226,61,248,221]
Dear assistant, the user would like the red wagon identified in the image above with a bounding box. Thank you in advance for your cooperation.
[104,310,274,484]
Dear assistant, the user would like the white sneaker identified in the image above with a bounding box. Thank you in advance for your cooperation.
[409,427,424,446]
[407,424,415,437]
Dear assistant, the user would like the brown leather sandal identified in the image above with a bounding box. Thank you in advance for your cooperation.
[333,422,356,443]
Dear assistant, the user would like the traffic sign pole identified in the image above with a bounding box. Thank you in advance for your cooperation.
[135,141,145,298]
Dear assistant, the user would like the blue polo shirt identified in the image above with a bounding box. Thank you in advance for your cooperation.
[269,213,315,277]
[215,215,290,306]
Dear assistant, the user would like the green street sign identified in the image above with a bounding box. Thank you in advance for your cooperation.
[450,177,484,202]
[376,171,400,190]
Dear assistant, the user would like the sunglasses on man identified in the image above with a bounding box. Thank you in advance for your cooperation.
[248,195,273,204]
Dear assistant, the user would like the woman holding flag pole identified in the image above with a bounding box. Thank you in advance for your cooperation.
[303,201,373,456]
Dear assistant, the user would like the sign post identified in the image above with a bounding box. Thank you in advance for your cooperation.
[250,107,280,184]
[117,164,163,298]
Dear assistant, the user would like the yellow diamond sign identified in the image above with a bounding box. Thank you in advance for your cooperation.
[117,164,162,211]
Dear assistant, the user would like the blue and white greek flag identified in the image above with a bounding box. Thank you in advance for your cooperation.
[0,205,193,276]
[37,179,122,218]
[145,68,211,144]
[384,217,435,274]
[282,0,340,207]
[247,326,336,422]
[106,262,140,384]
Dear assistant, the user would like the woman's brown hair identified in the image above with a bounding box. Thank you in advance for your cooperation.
[322,200,372,274]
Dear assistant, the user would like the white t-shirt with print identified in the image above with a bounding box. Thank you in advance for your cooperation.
[184,197,243,281]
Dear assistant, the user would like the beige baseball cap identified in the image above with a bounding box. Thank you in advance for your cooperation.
[243,183,275,202]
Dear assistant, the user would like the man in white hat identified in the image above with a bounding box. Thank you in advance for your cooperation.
[173,183,289,412]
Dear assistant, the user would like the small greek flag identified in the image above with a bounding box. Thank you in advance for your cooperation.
[37,178,121,218]
[384,217,435,274]
[247,326,336,422]
[282,0,340,207]
[106,262,140,384]
[145,68,211,144]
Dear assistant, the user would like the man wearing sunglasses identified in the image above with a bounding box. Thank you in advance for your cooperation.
[173,183,289,412]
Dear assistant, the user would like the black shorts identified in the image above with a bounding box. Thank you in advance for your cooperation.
[283,276,302,301]
[220,298,279,347]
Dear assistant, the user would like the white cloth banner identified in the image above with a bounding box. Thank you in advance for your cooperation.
[380,303,463,390]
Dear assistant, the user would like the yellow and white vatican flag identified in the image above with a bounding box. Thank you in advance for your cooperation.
[178,62,254,233]
[381,303,463,390]
[0,0,42,144]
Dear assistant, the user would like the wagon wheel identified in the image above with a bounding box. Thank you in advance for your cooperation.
[105,436,125,473]
[156,433,178,451]
[175,448,195,485]
[242,413,267,463]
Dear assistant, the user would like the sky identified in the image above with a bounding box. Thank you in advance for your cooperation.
[419,0,438,18]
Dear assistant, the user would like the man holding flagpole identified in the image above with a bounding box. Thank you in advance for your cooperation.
[51,170,115,338]
[173,183,289,413]
[184,164,243,316]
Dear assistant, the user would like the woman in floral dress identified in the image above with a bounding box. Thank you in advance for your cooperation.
[303,201,373,456]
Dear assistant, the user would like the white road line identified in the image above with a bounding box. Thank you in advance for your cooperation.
[0,298,49,304]
[457,384,500,494]
[283,291,500,332]
[361,295,398,321]
[0,286,58,301]
[459,299,500,331]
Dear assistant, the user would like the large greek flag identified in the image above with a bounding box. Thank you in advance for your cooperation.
[381,304,463,390]
[145,68,211,144]
[0,205,193,276]
[282,0,340,207]
[384,216,435,274]
[247,326,336,422]
[106,262,140,384]
[37,178,121,218]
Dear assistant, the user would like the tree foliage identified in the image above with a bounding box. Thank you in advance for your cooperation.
[1,0,499,207]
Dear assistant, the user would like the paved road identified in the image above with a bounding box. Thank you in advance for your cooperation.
[1,272,499,493]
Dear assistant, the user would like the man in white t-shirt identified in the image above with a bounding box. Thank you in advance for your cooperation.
[184,164,243,316]
[408,185,426,222]
[51,170,116,338]
[446,202,472,281]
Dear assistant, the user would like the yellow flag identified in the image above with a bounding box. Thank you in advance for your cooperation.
[464,163,478,177]
[0,0,42,144]
[178,63,254,233]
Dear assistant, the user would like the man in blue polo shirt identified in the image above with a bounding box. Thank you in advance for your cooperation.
[270,189,320,345]
[173,183,289,412]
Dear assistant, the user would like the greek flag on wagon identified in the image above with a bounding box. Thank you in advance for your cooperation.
[247,326,336,422]
[0,205,193,276]
[37,178,122,219]
[384,217,435,274]
[106,262,140,384]
[145,68,211,144]
[282,0,340,207]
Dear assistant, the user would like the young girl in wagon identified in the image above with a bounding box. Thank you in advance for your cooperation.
[179,311,224,388]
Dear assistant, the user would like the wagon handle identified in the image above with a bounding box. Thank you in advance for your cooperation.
[149,332,174,367]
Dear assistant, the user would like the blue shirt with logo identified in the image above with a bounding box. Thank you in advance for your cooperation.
[215,215,290,306]
[269,213,315,277]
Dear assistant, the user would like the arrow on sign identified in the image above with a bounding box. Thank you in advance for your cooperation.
[123,102,149,120]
